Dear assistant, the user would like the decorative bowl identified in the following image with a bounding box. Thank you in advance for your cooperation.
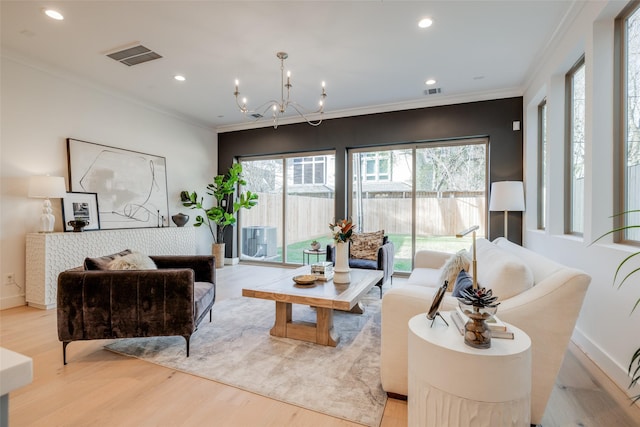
[293,274,317,285]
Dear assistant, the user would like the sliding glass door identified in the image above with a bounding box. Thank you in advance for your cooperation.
[351,148,414,271]
[239,140,485,269]
[238,158,283,262]
[350,139,487,273]
[239,152,335,264]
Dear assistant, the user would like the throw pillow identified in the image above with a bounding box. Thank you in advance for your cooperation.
[474,238,534,300]
[84,249,132,270]
[107,252,157,270]
[438,249,471,291]
[349,230,385,261]
[452,269,473,297]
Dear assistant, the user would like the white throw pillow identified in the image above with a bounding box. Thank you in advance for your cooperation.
[473,238,534,300]
[107,252,157,270]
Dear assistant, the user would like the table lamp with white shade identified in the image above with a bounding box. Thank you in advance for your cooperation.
[28,176,67,233]
[489,181,525,241]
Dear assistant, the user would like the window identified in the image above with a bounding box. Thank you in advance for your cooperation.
[362,152,391,182]
[239,153,336,264]
[566,57,586,235]
[538,99,547,230]
[350,139,487,273]
[621,2,640,242]
[293,156,326,185]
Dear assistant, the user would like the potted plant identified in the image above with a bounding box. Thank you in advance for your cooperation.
[592,210,640,402]
[310,240,321,251]
[181,163,258,268]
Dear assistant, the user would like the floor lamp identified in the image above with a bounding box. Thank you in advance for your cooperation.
[489,181,525,241]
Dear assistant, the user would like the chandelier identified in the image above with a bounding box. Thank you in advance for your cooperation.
[234,52,327,128]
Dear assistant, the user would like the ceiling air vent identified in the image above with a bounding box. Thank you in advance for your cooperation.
[105,44,162,66]
[424,88,442,96]
[250,113,264,119]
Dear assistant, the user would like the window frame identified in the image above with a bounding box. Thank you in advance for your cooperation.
[565,55,586,236]
[538,98,548,230]
[238,150,336,265]
[348,138,488,273]
[617,0,640,245]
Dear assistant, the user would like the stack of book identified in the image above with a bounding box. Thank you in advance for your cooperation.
[311,261,334,281]
[450,307,514,339]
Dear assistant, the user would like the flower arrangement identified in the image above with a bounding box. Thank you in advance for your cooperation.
[329,218,355,243]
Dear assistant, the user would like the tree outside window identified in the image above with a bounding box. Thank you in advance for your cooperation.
[624,6,640,241]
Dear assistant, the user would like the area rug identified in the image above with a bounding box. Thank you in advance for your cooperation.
[104,288,386,426]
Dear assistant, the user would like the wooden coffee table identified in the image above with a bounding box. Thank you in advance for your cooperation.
[242,267,383,347]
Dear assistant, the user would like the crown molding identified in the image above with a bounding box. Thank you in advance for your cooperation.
[215,87,523,134]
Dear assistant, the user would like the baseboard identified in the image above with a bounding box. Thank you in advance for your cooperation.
[224,257,239,265]
[0,294,26,310]
[572,326,640,407]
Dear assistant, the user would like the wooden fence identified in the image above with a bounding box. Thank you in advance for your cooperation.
[241,193,486,245]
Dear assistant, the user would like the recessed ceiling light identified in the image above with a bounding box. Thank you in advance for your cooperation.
[425,79,436,85]
[43,9,64,20]
[418,18,433,28]
[174,75,186,82]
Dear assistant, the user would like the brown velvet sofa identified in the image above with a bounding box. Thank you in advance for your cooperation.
[57,254,216,364]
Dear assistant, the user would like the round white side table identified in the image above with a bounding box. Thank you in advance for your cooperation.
[408,312,532,427]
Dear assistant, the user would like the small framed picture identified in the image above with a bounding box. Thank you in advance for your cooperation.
[61,192,100,231]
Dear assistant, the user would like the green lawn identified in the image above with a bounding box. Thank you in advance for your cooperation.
[388,234,474,272]
[277,234,476,272]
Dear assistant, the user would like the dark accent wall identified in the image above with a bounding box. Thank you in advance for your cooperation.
[219,97,524,256]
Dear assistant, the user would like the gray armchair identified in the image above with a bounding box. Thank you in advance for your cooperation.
[57,254,216,364]
[326,235,395,297]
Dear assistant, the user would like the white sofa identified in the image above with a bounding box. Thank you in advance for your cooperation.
[381,237,591,425]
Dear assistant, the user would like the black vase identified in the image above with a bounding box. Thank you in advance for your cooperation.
[171,213,189,227]
[68,219,89,232]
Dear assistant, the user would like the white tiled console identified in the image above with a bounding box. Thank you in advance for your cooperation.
[25,227,196,309]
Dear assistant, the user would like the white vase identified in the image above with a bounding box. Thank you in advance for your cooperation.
[333,241,351,284]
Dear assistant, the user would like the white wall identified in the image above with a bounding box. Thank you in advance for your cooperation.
[0,55,218,309]
[523,0,640,401]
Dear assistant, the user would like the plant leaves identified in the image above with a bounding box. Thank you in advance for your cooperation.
[590,210,640,245]
[613,252,640,288]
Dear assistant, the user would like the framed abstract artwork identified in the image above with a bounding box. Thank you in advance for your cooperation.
[67,138,169,229]
[61,191,100,231]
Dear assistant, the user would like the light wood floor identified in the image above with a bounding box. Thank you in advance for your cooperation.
[1,264,639,426]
